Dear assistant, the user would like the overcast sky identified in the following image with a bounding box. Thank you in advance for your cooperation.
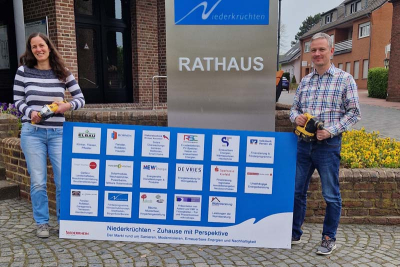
[280,0,345,53]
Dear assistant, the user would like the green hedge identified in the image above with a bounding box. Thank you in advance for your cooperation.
[367,67,388,99]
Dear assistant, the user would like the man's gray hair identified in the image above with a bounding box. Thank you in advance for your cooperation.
[311,32,333,49]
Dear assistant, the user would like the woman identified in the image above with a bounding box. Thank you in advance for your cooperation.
[13,33,85,238]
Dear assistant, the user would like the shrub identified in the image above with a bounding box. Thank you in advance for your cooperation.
[0,103,23,129]
[367,67,388,99]
[291,75,297,84]
[283,72,290,81]
[341,128,400,168]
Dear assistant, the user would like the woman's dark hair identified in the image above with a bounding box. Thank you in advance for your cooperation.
[20,32,69,82]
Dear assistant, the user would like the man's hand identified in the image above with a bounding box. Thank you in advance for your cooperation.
[295,114,307,127]
[30,111,41,124]
[316,129,331,141]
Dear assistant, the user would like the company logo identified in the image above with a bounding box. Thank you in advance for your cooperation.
[143,165,157,170]
[108,193,129,201]
[163,135,169,140]
[143,164,167,171]
[176,0,222,24]
[183,134,198,142]
[177,165,202,173]
[108,163,129,169]
[65,230,89,236]
[176,196,201,202]
[156,194,165,203]
[211,197,220,203]
[89,162,97,169]
[71,191,81,197]
[221,136,231,147]
[111,131,118,140]
[174,0,269,25]
[250,139,258,145]
[140,194,152,203]
[78,130,96,139]
[247,172,272,176]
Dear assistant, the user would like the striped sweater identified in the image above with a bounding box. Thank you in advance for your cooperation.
[13,66,85,128]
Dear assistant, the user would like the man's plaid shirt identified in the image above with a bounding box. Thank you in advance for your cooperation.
[290,64,361,136]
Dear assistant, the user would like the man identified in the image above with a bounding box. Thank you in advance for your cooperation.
[290,32,361,255]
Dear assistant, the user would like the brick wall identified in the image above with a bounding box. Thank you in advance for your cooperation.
[132,0,161,104]
[2,110,400,224]
[158,0,167,103]
[2,137,399,224]
[387,0,400,102]
[370,3,393,69]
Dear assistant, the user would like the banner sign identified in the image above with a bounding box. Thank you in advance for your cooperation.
[166,0,278,131]
[174,0,269,25]
[60,122,297,248]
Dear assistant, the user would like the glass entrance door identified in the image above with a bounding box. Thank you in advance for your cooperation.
[75,0,132,104]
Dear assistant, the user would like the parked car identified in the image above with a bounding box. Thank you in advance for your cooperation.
[282,77,289,91]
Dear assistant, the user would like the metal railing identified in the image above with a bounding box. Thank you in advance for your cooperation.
[334,39,352,55]
[151,75,167,110]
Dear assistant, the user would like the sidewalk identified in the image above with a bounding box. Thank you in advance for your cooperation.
[1,198,400,266]
[278,89,400,141]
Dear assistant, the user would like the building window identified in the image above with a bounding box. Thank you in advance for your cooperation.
[304,41,311,53]
[346,62,351,74]
[354,61,359,79]
[325,13,332,24]
[350,1,362,14]
[338,63,343,70]
[359,22,370,38]
[363,60,369,79]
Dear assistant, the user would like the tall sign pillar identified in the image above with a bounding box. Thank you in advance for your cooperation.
[166,0,278,131]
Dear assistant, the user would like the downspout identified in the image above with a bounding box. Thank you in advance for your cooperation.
[13,0,25,59]
[367,12,372,79]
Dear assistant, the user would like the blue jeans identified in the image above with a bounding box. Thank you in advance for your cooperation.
[292,135,342,241]
[20,123,63,225]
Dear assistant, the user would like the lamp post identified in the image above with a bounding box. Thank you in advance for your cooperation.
[384,58,390,69]
[277,0,282,71]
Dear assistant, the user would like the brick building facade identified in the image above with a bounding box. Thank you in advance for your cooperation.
[0,0,167,107]
[299,0,393,91]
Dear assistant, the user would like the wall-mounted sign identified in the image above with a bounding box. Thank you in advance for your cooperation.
[0,25,10,70]
[174,0,269,25]
[166,0,278,131]
[25,17,48,39]
[60,122,297,249]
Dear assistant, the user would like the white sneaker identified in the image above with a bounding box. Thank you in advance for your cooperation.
[37,224,50,238]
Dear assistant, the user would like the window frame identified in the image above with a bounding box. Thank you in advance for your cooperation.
[304,41,311,53]
[363,59,369,79]
[350,1,361,14]
[358,22,370,39]
[354,61,359,79]
[325,13,332,24]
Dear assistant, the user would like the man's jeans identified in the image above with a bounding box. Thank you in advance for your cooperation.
[292,135,342,241]
[20,123,63,225]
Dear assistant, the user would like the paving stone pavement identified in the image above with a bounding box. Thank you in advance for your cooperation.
[1,198,400,267]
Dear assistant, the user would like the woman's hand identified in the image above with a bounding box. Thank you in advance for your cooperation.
[31,111,41,123]
[53,101,72,114]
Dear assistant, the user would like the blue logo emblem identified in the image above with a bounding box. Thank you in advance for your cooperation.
[108,193,129,201]
[221,136,232,147]
[250,139,258,145]
[174,0,270,25]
